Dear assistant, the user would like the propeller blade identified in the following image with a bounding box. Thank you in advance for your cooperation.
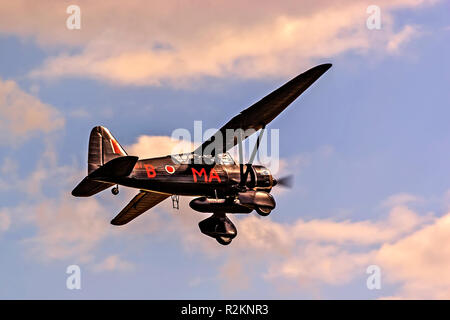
[273,175,294,188]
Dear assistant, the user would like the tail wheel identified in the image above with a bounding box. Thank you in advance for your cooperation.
[255,206,272,216]
[111,186,119,195]
[216,236,232,246]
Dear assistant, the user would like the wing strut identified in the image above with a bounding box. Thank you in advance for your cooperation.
[237,128,245,185]
[239,125,266,187]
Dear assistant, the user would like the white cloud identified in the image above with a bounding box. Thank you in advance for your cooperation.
[387,25,421,53]
[229,205,450,299]
[93,136,450,298]
[381,192,422,208]
[22,194,112,263]
[0,138,76,197]
[265,244,372,286]
[6,132,450,298]
[93,255,134,272]
[0,1,437,86]
[126,135,194,159]
[0,79,64,144]
[11,164,450,298]
[376,214,450,298]
[128,197,441,297]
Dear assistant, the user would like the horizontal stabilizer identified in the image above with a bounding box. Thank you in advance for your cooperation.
[72,177,114,197]
[72,156,138,197]
[89,156,138,179]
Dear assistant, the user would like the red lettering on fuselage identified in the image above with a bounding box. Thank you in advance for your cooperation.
[144,164,156,178]
[191,168,221,183]
[192,168,207,182]
[208,168,221,183]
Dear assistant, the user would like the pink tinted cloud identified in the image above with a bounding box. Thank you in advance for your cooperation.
[0,1,437,86]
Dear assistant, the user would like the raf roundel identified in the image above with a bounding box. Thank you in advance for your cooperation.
[165,165,175,174]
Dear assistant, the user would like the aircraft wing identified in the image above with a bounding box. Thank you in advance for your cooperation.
[194,63,332,156]
[111,190,170,226]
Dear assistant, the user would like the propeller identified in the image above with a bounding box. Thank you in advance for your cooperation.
[273,175,294,188]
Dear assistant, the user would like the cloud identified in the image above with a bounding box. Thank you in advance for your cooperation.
[2,134,185,266]
[226,203,450,298]
[381,192,422,207]
[126,135,194,159]
[95,136,450,298]
[93,255,135,272]
[0,137,76,197]
[0,210,11,233]
[124,194,439,297]
[222,205,431,289]
[376,214,450,299]
[142,196,445,298]
[386,25,421,53]
[22,193,112,263]
[219,260,251,293]
[11,163,450,298]
[265,244,372,287]
[7,131,450,298]
[0,0,438,86]
[0,78,64,145]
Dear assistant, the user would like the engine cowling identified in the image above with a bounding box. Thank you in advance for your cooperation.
[222,164,274,190]
[252,165,273,190]
[238,190,276,210]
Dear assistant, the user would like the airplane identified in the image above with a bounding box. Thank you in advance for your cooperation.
[72,63,332,245]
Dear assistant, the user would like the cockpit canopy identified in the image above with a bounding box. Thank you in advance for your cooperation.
[171,152,235,165]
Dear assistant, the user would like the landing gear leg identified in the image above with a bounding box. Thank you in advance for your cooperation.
[111,185,119,195]
[171,195,180,210]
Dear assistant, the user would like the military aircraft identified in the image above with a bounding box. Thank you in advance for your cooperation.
[72,63,332,245]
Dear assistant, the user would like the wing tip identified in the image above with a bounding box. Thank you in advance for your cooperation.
[296,63,332,82]
[292,63,332,81]
[110,219,126,226]
[315,63,332,72]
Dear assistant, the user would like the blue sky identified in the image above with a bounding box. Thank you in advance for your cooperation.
[1,0,450,299]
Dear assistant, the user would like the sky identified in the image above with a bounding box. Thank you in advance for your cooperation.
[1,0,450,299]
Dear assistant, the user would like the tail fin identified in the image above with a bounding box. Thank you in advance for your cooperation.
[88,126,127,174]
[72,126,132,197]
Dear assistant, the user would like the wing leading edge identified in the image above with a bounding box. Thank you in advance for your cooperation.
[195,63,332,156]
[111,190,170,226]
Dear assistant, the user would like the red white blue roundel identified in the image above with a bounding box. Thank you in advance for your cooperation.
[165,165,175,174]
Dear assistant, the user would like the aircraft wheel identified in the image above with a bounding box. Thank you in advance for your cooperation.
[255,206,271,216]
[216,236,232,246]
[111,186,119,195]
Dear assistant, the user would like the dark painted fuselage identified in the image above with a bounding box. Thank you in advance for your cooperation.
[99,155,273,198]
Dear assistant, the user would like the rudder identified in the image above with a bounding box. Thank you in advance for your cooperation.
[88,126,127,174]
